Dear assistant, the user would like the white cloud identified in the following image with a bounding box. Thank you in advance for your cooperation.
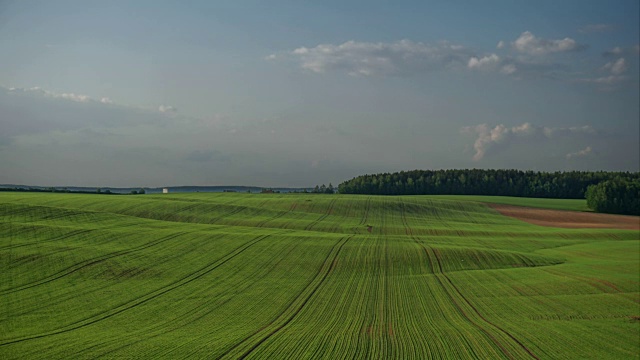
[580,57,629,89]
[566,146,592,159]
[8,86,51,96]
[9,86,104,104]
[610,58,627,74]
[467,54,500,69]
[513,31,585,55]
[461,124,508,161]
[158,105,177,113]
[6,85,182,115]
[543,125,595,138]
[59,93,91,102]
[578,24,614,34]
[511,122,536,136]
[500,64,517,75]
[579,75,627,86]
[463,122,597,161]
[603,46,623,57]
[273,39,470,76]
[570,125,596,134]
[602,45,639,58]
[603,58,627,75]
[272,35,591,80]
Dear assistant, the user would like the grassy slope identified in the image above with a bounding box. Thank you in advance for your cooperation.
[0,193,637,359]
[430,195,591,211]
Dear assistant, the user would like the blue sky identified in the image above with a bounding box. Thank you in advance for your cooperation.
[1,0,638,187]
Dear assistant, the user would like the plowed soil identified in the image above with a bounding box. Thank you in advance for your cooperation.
[489,204,640,230]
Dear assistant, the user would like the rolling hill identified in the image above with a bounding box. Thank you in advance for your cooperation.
[1,192,638,359]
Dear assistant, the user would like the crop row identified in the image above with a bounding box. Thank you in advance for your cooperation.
[0,193,637,359]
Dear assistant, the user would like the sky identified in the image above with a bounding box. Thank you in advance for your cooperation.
[0,0,638,187]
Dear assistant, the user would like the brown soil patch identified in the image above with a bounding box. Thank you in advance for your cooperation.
[489,204,640,230]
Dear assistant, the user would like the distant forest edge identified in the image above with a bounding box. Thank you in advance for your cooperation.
[0,185,310,194]
[337,169,640,215]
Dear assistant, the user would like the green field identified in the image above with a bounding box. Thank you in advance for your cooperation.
[431,195,591,212]
[1,192,638,359]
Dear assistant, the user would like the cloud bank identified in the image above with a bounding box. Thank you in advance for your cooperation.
[0,85,374,187]
[603,58,627,75]
[8,87,95,103]
[512,31,586,55]
[158,105,177,113]
[7,86,176,113]
[566,146,592,159]
[578,24,614,34]
[467,54,500,69]
[268,40,470,76]
[580,56,631,89]
[270,31,597,81]
[602,45,640,57]
[462,122,597,161]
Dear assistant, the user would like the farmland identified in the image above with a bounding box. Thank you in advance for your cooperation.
[1,192,638,359]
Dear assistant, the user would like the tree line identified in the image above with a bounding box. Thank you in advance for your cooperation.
[337,169,639,199]
[586,179,640,215]
[0,187,146,195]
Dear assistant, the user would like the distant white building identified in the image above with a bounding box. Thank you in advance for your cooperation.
[162,188,169,194]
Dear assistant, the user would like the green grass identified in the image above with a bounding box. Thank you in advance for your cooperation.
[431,195,591,211]
[1,192,638,359]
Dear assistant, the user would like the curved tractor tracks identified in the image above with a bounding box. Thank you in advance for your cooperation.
[399,201,539,360]
[0,231,192,295]
[90,239,305,359]
[217,235,353,360]
[304,199,338,232]
[0,233,276,347]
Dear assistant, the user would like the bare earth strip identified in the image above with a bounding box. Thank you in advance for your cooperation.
[489,204,640,230]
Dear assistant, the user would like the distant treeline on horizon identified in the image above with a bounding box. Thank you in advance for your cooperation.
[337,169,640,199]
[0,185,311,194]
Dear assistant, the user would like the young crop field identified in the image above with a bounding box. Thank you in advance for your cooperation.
[429,195,591,212]
[1,192,638,359]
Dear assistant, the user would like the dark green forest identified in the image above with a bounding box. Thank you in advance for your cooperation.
[586,179,640,216]
[338,169,640,215]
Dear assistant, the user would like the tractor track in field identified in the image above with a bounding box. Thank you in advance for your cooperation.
[0,233,274,347]
[359,196,373,226]
[207,206,247,224]
[427,247,540,360]
[254,202,298,228]
[0,228,94,251]
[139,202,207,222]
[91,240,303,359]
[540,267,622,294]
[217,234,352,360]
[0,231,190,295]
[235,235,351,360]
[304,198,338,231]
[399,201,539,360]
